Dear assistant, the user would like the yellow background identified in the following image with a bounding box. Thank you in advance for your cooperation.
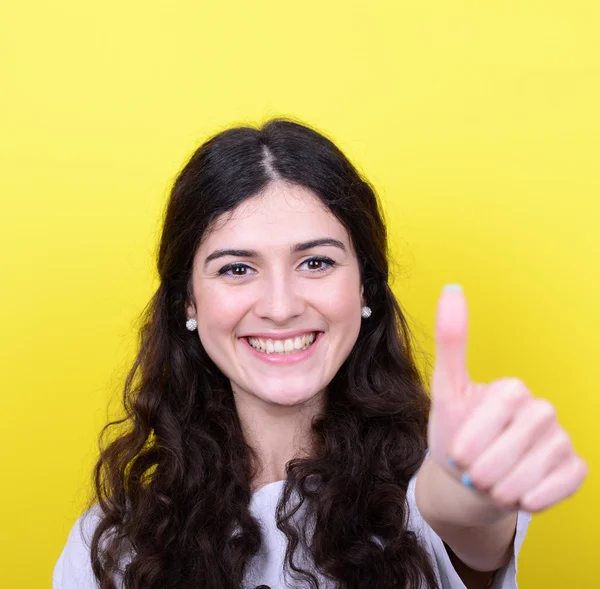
[1,1,597,587]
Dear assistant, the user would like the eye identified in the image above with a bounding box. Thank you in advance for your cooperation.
[218,263,256,279]
[299,256,336,273]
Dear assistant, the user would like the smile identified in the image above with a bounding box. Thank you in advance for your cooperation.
[245,332,317,355]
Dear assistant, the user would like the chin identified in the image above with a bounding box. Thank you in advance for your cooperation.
[263,391,318,407]
[253,382,325,407]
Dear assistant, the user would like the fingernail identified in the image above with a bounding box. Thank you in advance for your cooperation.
[447,457,458,468]
[443,284,463,293]
[461,473,475,489]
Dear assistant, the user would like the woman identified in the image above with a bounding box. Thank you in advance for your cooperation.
[53,119,587,589]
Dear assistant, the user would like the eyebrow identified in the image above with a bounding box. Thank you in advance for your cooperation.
[203,237,347,268]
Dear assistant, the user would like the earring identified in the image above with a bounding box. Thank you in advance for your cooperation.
[185,318,198,331]
[361,306,372,319]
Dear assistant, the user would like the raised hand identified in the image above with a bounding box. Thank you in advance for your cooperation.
[427,285,587,513]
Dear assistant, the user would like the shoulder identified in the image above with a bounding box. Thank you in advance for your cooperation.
[53,504,106,589]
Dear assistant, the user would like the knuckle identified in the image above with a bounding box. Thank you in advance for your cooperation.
[564,458,588,499]
[500,378,529,405]
[554,430,572,454]
[532,398,557,424]
[470,455,509,489]
[576,456,589,480]
[521,498,545,513]
[490,484,516,506]
[469,470,490,490]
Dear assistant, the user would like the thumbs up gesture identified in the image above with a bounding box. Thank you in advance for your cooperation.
[428,285,587,513]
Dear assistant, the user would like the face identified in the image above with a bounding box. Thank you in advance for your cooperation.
[186,181,364,408]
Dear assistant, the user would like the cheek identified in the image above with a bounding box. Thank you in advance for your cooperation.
[313,278,362,331]
[196,284,250,338]
[325,269,361,306]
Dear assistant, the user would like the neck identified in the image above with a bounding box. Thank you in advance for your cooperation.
[232,386,325,493]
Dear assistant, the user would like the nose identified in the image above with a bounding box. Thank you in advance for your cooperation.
[253,271,306,324]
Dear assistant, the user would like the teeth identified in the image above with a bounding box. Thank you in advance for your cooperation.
[247,333,317,354]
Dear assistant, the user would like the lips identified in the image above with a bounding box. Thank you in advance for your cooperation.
[239,331,323,364]
[246,332,317,354]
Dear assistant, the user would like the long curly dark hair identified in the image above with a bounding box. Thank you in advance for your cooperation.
[87,118,439,589]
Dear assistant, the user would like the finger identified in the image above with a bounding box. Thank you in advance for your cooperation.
[467,397,558,489]
[520,455,588,513]
[450,378,530,465]
[432,284,470,400]
[488,425,573,507]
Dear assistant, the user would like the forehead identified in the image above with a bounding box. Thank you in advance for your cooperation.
[200,182,352,251]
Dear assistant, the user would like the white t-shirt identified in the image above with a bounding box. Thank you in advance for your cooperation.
[53,474,531,589]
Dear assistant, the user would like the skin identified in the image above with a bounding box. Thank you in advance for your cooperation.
[186,181,364,489]
[186,181,588,587]
[416,288,588,585]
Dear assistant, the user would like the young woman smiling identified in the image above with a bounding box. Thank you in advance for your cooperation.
[53,119,587,589]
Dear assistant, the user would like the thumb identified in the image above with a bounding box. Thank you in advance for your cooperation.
[432,284,470,400]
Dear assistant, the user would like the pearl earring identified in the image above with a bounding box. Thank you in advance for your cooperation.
[361,306,372,319]
[186,318,198,331]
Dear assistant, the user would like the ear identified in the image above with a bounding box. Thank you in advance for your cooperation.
[360,283,365,305]
[186,299,196,319]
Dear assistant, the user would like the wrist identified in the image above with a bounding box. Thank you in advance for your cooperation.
[415,456,519,572]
